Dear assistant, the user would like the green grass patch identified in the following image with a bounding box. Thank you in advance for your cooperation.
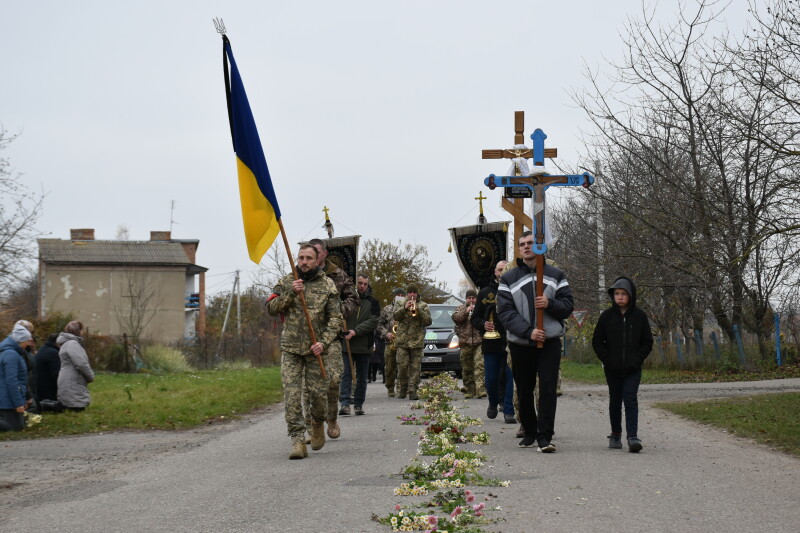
[561,359,800,385]
[655,393,800,456]
[2,367,283,441]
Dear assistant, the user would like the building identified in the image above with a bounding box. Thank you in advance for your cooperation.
[38,229,207,344]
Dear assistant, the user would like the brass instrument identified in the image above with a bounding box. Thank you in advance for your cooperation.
[388,323,398,352]
[483,310,501,340]
[409,295,418,317]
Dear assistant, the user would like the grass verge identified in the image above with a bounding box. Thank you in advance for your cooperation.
[561,360,800,385]
[654,392,800,457]
[1,367,283,441]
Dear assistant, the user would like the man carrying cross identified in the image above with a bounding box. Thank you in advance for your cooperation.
[496,231,573,452]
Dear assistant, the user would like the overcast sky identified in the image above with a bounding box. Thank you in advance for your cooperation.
[2,1,750,297]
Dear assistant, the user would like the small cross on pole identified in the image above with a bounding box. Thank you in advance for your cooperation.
[322,205,334,238]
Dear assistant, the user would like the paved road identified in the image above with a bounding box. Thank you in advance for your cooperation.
[1,378,799,532]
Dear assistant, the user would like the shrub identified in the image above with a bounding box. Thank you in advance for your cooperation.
[140,345,193,373]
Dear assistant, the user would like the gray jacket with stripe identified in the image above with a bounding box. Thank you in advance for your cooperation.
[496,258,574,345]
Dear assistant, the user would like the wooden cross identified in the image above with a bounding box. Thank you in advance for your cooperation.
[482,111,556,250]
[482,114,594,346]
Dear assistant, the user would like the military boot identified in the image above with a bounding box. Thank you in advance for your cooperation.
[310,421,326,451]
[289,438,308,460]
[327,419,341,439]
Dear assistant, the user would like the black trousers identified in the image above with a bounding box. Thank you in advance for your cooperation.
[509,339,561,442]
[0,409,25,432]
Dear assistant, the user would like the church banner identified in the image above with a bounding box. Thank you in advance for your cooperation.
[448,222,510,290]
[323,235,360,282]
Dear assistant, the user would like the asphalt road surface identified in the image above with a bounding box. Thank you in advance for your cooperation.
[2,377,799,532]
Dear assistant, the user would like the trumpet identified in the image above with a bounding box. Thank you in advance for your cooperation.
[408,295,418,317]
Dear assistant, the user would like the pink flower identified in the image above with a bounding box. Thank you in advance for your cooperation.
[466,493,475,503]
[475,511,483,517]
[428,515,438,525]
[464,490,473,497]
[474,503,485,511]
[395,504,401,511]
[453,506,463,515]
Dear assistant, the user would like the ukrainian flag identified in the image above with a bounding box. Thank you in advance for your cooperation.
[222,36,281,264]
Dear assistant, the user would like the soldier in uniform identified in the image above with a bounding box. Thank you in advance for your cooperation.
[304,238,359,440]
[452,289,486,399]
[267,244,342,459]
[392,285,432,400]
[376,288,405,397]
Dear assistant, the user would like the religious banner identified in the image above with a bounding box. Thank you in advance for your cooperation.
[449,222,510,290]
[323,235,360,282]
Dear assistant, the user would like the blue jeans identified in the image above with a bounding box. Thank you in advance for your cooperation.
[604,368,641,438]
[483,351,514,415]
[339,353,370,407]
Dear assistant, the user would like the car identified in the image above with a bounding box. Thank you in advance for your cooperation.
[420,304,462,378]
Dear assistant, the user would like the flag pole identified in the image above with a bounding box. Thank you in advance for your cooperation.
[278,218,327,379]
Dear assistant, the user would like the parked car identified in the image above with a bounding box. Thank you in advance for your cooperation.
[420,304,462,378]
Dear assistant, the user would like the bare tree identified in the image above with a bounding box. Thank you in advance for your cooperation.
[251,242,290,292]
[0,127,42,297]
[115,271,163,346]
[566,0,800,356]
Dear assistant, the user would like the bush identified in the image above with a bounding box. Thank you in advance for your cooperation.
[140,345,193,373]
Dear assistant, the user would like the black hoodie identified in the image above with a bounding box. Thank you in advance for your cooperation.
[592,276,654,373]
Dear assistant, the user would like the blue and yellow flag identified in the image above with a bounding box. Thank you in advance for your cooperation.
[222,36,281,264]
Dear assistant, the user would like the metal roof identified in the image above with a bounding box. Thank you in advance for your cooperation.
[38,239,205,269]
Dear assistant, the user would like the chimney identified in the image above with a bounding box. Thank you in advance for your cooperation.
[150,231,172,242]
[70,228,95,241]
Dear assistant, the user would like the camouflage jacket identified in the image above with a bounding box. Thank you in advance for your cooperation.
[377,301,399,340]
[323,258,359,317]
[267,269,342,355]
[452,304,482,346]
[393,299,432,348]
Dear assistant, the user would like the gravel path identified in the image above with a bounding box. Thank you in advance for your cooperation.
[1,378,798,532]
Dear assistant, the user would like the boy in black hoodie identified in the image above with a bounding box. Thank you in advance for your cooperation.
[592,277,653,452]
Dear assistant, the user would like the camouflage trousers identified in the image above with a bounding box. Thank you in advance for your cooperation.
[282,350,330,438]
[303,341,343,427]
[459,344,486,397]
[395,346,422,396]
[384,342,397,392]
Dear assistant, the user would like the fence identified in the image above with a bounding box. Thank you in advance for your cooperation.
[563,318,799,372]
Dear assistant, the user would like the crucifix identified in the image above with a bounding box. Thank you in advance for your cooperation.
[482,111,557,248]
[482,112,594,346]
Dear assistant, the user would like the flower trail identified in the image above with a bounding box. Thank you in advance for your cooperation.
[375,374,509,532]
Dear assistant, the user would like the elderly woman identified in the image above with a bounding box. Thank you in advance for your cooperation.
[56,321,95,411]
[0,324,37,431]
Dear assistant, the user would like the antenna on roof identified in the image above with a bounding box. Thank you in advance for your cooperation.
[169,200,178,233]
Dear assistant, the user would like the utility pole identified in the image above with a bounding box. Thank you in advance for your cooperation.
[169,200,177,233]
[595,160,605,306]
[215,272,240,362]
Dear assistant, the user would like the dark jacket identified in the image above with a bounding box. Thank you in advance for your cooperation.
[34,341,61,402]
[592,276,654,373]
[0,336,28,409]
[496,258,574,345]
[344,287,380,355]
[471,279,507,354]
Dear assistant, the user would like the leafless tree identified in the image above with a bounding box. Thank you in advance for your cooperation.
[565,0,800,356]
[0,127,43,297]
[115,271,163,346]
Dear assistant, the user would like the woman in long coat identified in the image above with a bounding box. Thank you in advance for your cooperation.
[56,321,95,411]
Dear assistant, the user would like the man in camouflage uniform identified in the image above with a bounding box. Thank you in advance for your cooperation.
[452,289,486,399]
[376,287,405,397]
[393,285,432,400]
[267,244,342,459]
[303,238,359,440]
